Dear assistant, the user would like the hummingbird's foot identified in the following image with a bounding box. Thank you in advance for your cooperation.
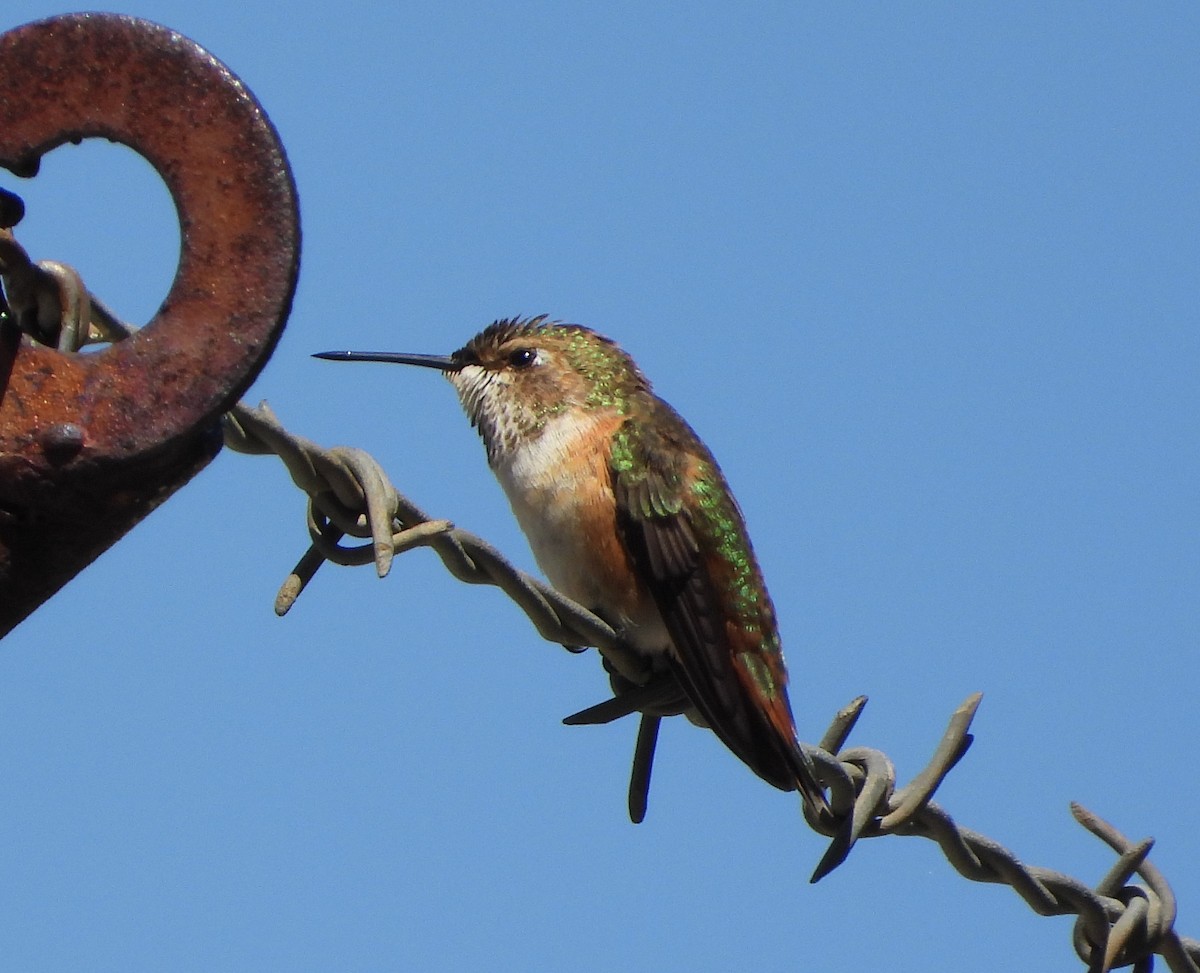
[598,642,653,687]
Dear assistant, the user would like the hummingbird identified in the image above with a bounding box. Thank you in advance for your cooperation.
[315,316,828,824]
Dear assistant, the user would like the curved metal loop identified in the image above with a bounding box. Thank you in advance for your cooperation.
[0,12,299,457]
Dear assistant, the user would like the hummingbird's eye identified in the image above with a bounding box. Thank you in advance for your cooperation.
[507,347,539,369]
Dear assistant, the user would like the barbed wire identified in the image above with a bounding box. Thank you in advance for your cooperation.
[221,399,1200,973]
[4,235,1197,972]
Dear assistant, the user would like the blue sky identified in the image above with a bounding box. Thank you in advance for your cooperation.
[2,3,1197,970]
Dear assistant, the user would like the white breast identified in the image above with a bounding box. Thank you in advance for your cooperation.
[490,412,608,602]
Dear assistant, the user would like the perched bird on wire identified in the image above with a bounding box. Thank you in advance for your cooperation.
[317,316,828,824]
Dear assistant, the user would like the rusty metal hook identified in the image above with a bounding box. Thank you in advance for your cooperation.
[0,13,300,635]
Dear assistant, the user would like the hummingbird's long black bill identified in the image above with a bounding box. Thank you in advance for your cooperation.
[312,350,460,371]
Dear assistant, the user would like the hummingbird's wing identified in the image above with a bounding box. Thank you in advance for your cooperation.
[609,401,826,812]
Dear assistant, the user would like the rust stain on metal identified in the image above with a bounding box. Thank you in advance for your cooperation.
[0,13,300,635]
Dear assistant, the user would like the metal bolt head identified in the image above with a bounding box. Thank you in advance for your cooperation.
[40,421,85,461]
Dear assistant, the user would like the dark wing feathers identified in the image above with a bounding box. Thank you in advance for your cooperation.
[609,402,799,792]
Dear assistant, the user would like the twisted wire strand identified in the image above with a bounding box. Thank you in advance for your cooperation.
[223,397,1200,973]
[4,238,1196,971]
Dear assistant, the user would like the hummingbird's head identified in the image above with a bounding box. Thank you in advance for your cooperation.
[315,315,649,462]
